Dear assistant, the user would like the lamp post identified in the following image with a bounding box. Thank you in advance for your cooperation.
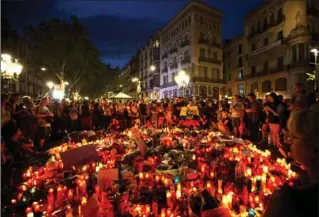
[174,70,190,97]
[1,53,23,93]
[132,77,141,99]
[310,48,318,91]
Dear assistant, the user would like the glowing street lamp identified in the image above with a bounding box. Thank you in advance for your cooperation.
[1,53,23,79]
[150,65,156,72]
[174,70,190,97]
[46,81,55,90]
[132,77,141,97]
[41,67,47,71]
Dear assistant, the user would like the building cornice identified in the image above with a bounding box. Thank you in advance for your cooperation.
[161,0,223,35]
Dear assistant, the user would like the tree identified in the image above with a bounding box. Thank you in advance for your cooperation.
[22,16,108,95]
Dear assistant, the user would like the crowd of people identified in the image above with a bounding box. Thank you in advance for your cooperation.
[1,83,318,217]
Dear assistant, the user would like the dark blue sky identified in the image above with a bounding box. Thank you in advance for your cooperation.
[3,0,263,68]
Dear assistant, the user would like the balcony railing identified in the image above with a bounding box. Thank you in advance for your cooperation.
[192,77,225,84]
[169,62,178,70]
[256,70,268,77]
[307,6,318,17]
[211,42,221,48]
[198,56,221,65]
[288,60,310,71]
[269,65,285,74]
[169,47,177,54]
[161,53,168,59]
[248,16,285,39]
[244,73,255,79]
[198,37,209,45]
[181,56,191,65]
[161,81,177,88]
[248,39,284,57]
[181,40,190,48]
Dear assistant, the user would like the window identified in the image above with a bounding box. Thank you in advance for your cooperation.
[199,86,207,97]
[212,36,217,43]
[275,78,287,91]
[200,48,205,57]
[277,56,284,68]
[251,25,255,34]
[270,13,275,25]
[298,43,305,61]
[228,74,231,81]
[212,87,219,100]
[213,52,217,60]
[263,18,268,31]
[251,44,256,51]
[262,80,272,92]
[250,82,258,93]
[213,21,216,30]
[238,57,243,67]
[200,16,203,24]
[263,61,268,73]
[257,22,261,32]
[277,31,283,40]
[188,16,191,24]
[208,48,211,56]
[228,62,231,69]
[278,8,283,21]
[238,70,243,79]
[238,84,244,96]
[263,38,268,46]
[199,66,207,78]
[200,32,205,39]
[251,66,256,75]
[238,45,242,55]
[292,45,297,62]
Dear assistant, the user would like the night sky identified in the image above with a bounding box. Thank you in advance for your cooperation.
[3,0,263,68]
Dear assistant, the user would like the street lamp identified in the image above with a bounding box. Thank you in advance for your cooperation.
[174,70,190,97]
[1,53,23,79]
[150,65,156,72]
[46,81,55,90]
[1,53,23,93]
[132,77,141,98]
[310,48,318,90]
[41,67,46,71]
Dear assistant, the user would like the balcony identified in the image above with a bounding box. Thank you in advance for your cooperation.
[198,56,221,65]
[161,53,168,59]
[244,73,255,79]
[169,47,177,54]
[269,65,285,74]
[211,42,222,48]
[248,39,284,57]
[307,6,318,17]
[192,77,226,84]
[161,67,168,73]
[181,40,190,48]
[181,56,191,65]
[248,16,285,39]
[161,81,177,88]
[256,70,268,77]
[198,37,209,45]
[169,62,178,70]
[288,60,310,71]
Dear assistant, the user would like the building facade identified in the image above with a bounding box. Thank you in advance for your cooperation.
[242,0,318,99]
[160,0,225,100]
[223,36,246,97]
[138,31,161,100]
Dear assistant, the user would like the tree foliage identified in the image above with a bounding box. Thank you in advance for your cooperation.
[21,16,118,97]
